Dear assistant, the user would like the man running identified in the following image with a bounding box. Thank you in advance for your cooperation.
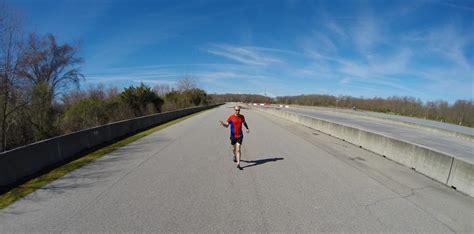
[219,105,249,170]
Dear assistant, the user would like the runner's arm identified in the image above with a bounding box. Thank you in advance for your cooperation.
[219,120,229,128]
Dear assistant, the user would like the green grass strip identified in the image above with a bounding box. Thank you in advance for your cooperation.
[0,109,211,209]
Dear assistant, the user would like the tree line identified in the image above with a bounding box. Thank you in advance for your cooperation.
[60,77,210,137]
[211,93,474,127]
[209,93,273,104]
[0,7,210,152]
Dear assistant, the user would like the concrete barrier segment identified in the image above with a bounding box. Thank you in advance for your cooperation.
[447,159,474,196]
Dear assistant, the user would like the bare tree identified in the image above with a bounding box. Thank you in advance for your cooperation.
[153,83,171,97]
[0,5,28,151]
[18,33,84,96]
[17,33,84,141]
[176,75,197,91]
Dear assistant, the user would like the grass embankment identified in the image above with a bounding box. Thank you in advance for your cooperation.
[0,110,209,209]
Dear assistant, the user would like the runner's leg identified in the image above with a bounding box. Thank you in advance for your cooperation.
[230,136,236,161]
[232,144,237,162]
[236,143,241,165]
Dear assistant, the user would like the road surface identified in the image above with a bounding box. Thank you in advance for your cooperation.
[0,104,473,232]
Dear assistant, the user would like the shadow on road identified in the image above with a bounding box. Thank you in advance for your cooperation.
[240,157,284,169]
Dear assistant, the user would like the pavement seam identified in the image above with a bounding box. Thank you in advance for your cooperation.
[361,186,441,207]
[400,187,458,233]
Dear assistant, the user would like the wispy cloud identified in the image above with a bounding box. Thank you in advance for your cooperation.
[325,21,347,39]
[351,18,380,55]
[85,61,278,95]
[87,68,182,84]
[204,44,284,66]
[435,1,474,12]
[339,77,351,85]
[423,24,473,69]
[132,79,176,85]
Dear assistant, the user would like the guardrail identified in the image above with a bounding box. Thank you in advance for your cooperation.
[254,106,473,197]
[0,104,223,193]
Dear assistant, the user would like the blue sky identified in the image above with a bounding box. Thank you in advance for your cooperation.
[5,0,474,103]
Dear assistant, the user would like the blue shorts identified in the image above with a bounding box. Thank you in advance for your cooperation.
[230,136,243,145]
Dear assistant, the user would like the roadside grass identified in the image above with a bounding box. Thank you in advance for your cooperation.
[0,109,211,209]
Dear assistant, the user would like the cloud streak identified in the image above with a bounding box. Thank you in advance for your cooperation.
[204,44,284,66]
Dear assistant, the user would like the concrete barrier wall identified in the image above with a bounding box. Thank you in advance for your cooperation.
[255,107,473,197]
[290,105,474,142]
[0,104,221,192]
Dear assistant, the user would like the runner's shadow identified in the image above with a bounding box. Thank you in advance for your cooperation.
[240,157,284,169]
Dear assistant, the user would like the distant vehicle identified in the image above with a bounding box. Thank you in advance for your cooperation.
[259,103,265,106]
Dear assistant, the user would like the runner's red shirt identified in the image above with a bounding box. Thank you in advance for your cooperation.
[227,114,246,138]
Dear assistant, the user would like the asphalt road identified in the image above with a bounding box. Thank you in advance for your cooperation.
[1,104,473,232]
[276,106,474,163]
[288,105,474,137]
